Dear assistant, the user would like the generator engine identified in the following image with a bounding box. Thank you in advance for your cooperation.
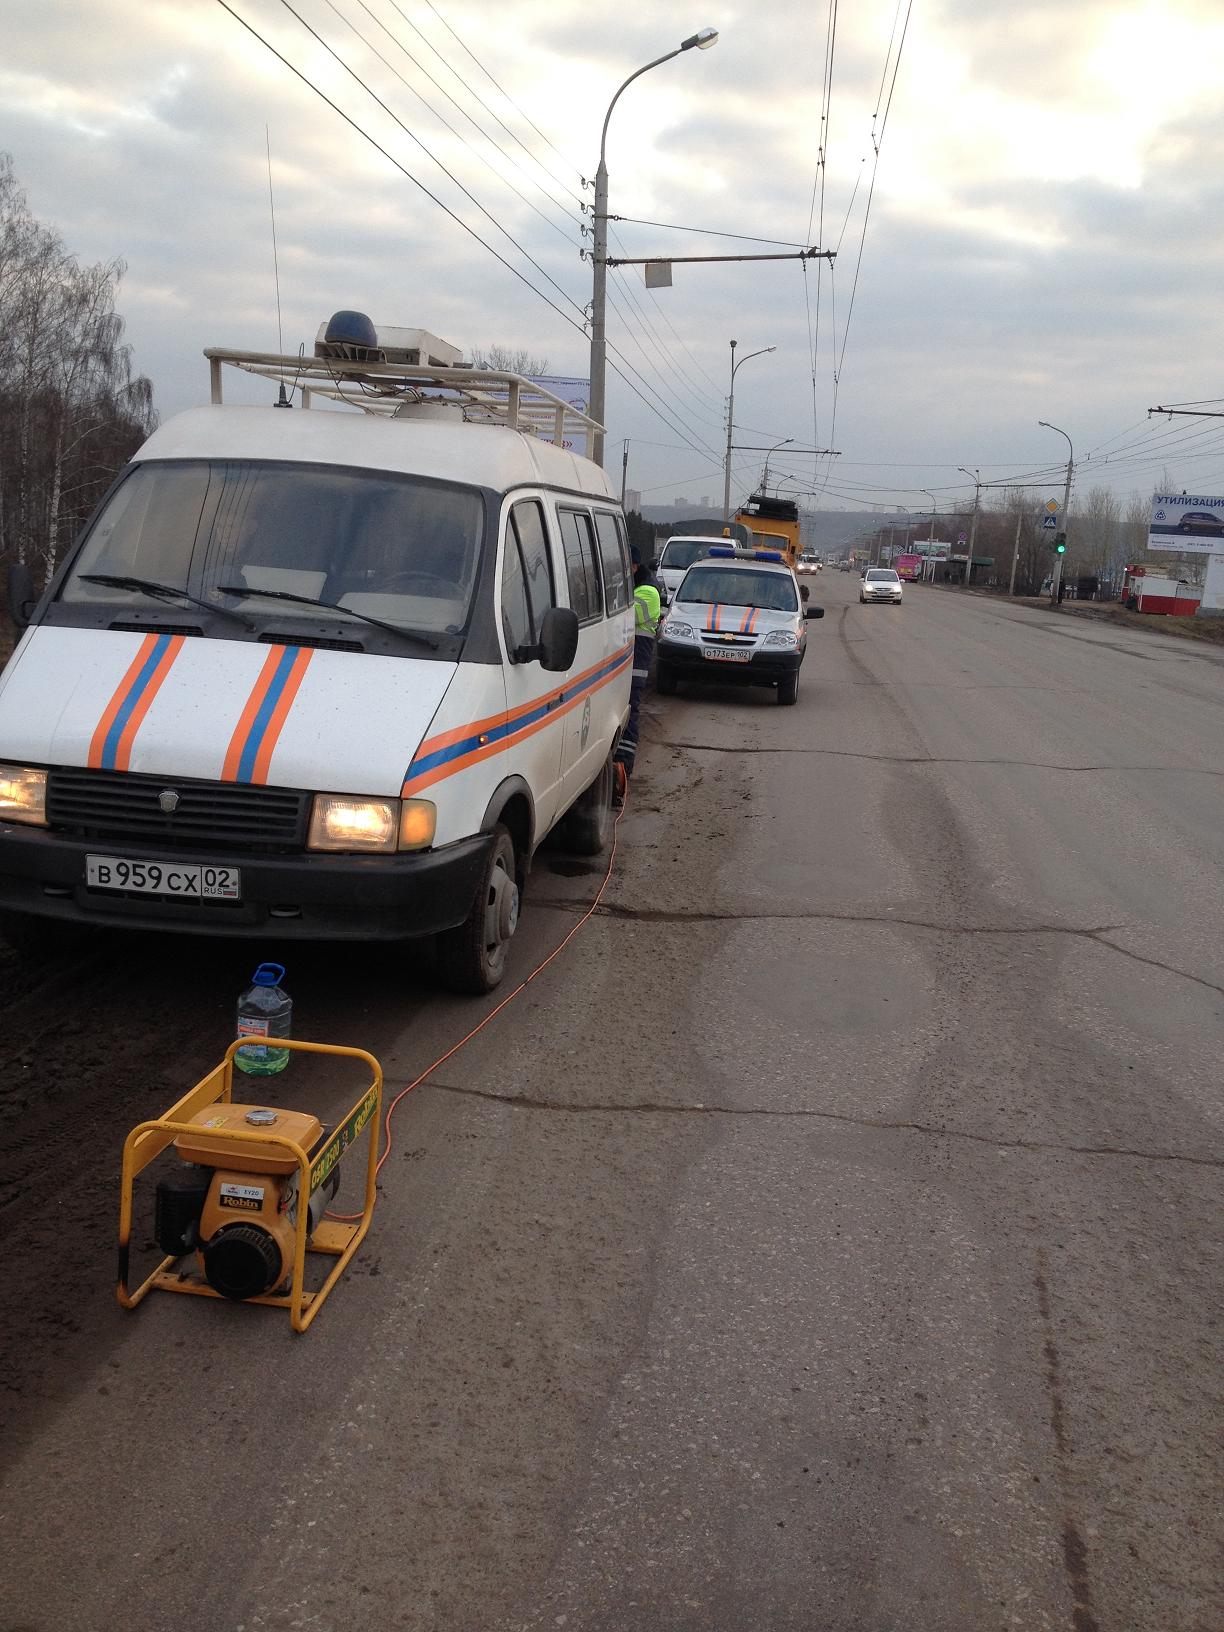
[154,1105,339,1302]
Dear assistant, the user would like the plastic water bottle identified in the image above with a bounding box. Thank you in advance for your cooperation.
[235,963,292,1075]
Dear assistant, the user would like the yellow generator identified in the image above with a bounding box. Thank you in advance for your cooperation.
[119,1038,382,1332]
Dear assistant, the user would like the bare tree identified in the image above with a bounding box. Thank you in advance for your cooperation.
[467,343,551,376]
[0,154,155,588]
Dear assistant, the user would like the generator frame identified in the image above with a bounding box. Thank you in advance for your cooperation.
[118,1037,382,1333]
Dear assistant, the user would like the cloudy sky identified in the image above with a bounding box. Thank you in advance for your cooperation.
[5,0,1224,515]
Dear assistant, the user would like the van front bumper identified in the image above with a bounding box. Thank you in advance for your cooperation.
[0,822,491,940]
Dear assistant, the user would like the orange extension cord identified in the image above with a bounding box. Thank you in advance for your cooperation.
[329,787,628,1220]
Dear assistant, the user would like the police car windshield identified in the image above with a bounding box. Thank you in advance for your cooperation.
[678,566,798,611]
[60,459,484,635]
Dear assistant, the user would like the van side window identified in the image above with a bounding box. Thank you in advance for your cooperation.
[511,500,555,639]
[500,526,533,660]
[559,508,603,624]
[593,510,631,613]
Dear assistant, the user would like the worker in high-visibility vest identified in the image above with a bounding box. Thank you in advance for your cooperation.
[615,552,660,786]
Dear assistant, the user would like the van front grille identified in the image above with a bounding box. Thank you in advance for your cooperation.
[45,768,309,853]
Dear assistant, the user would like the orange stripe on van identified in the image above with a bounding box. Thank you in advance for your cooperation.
[111,635,185,771]
[250,647,313,784]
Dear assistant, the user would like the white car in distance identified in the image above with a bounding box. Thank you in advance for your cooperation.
[860,567,903,604]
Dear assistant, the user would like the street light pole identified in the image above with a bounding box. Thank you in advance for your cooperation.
[921,489,937,544]
[589,28,719,469]
[722,341,776,523]
[1038,420,1074,605]
[958,467,981,589]
[762,437,793,490]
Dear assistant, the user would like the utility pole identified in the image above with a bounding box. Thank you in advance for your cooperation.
[1039,421,1074,605]
[1008,509,1024,597]
[958,467,981,588]
[620,439,629,505]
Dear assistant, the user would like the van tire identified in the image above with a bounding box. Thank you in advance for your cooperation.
[655,664,678,696]
[436,826,519,994]
[777,670,799,706]
[556,753,613,856]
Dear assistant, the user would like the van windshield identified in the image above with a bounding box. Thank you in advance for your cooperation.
[660,540,715,571]
[59,459,485,636]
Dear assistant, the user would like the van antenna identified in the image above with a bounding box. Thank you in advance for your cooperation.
[266,125,291,407]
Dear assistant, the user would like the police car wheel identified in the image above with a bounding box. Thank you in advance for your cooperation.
[436,826,519,994]
[655,664,678,696]
[777,670,799,706]
[556,752,613,857]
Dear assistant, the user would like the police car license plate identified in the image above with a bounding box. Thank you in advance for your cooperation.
[86,854,242,900]
[703,647,751,662]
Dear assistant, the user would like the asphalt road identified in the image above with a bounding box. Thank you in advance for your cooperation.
[0,574,1221,1632]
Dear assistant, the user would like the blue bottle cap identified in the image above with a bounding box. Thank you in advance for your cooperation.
[251,962,286,987]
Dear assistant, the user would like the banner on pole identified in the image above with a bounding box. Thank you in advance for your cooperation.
[528,375,591,456]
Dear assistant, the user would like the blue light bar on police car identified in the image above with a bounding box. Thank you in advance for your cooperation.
[707,545,737,557]
[753,549,784,562]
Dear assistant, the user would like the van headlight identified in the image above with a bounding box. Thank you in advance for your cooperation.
[307,795,437,853]
[0,764,47,826]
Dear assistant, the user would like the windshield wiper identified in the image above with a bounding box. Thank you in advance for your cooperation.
[78,573,255,629]
[216,585,440,651]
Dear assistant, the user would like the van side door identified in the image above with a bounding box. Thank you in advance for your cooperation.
[554,505,611,803]
[497,497,565,840]
[592,504,635,740]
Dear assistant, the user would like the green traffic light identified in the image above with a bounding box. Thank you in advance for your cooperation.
[1054,533,1067,554]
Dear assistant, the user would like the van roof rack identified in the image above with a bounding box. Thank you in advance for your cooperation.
[203,348,602,448]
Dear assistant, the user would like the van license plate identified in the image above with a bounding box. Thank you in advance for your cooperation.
[86,855,242,901]
[703,647,751,662]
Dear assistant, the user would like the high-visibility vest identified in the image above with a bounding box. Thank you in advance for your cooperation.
[633,583,661,635]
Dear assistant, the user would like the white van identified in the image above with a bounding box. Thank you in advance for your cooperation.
[657,534,723,603]
[0,318,633,991]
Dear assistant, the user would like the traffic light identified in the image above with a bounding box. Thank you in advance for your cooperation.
[1054,533,1066,554]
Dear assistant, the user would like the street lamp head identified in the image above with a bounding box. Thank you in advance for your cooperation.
[681,28,719,50]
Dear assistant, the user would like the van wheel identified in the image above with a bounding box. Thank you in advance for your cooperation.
[556,752,613,856]
[436,826,519,994]
[777,670,799,706]
[655,664,678,696]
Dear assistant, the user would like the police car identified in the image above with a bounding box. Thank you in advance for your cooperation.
[655,547,824,706]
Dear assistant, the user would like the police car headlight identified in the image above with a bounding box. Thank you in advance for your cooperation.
[0,763,47,826]
[761,630,798,648]
[663,621,697,641]
[308,795,398,852]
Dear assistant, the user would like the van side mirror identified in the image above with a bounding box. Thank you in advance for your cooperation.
[7,563,36,628]
[538,605,580,672]
[805,605,825,619]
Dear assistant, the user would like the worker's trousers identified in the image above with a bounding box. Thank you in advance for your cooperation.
[614,632,654,776]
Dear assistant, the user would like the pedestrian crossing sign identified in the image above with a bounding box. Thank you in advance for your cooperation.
[1042,514,1058,530]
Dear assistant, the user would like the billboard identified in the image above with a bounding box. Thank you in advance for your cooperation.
[529,374,591,457]
[1148,493,1224,553]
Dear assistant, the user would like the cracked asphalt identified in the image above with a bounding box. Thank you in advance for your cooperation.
[0,573,1221,1631]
